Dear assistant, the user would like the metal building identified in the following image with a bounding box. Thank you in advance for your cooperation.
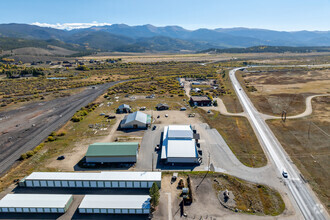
[161,125,198,163]
[19,171,161,188]
[0,194,73,213]
[85,142,139,163]
[79,195,150,214]
[120,111,151,129]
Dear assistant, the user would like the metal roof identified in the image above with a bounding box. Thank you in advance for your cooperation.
[79,195,150,209]
[86,142,138,157]
[24,172,162,182]
[168,125,193,139]
[167,139,197,158]
[190,96,211,102]
[0,194,72,208]
[162,125,197,159]
[123,111,150,124]
[118,104,130,109]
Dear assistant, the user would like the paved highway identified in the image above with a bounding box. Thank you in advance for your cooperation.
[229,67,328,220]
[0,81,123,175]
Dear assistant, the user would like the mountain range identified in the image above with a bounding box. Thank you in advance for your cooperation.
[0,23,330,53]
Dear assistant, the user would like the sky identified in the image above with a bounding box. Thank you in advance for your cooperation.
[1,0,329,31]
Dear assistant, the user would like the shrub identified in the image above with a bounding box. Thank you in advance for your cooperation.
[57,132,66,136]
[47,136,56,142]
[20,153,27,160]
[26,151,34,158]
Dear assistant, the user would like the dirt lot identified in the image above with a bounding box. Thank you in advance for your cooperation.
[267,96,330,213]
[196,109,267,168]
[237,68,330,116]
[153,172,285,219]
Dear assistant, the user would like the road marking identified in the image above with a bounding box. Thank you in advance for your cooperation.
[166,192,172,220]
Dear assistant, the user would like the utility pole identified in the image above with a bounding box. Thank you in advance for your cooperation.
[152,152,154,171]
[208,152,210,172]
[308,121,312,139]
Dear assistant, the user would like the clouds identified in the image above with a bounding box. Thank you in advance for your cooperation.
[31,21,112,30]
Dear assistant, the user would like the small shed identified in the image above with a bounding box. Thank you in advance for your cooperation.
[156,103,169,111]
[86,142,139,163]
[120,111,151,129]
[117,104,131,113]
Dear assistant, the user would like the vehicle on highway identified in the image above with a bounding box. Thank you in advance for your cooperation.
[152,125,157,131]
[239,88,242,91]
[57,155,65,160]
[282,170,288,178]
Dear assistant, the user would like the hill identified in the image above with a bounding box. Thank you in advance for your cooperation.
[200,46,330,54]
[0,23,330,53]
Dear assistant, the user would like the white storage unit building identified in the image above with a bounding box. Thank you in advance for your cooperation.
[0,194,73,213]
[20,171,161,188]
[79,195,150,214]
[161,125,198,163]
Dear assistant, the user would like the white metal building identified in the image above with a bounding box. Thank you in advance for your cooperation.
[120,111,151,129]
[0,194,73,213]
[161,125,198,163]
[79,195,150,214]
[20,171,161,188]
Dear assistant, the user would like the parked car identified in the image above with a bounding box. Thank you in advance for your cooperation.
[152,125,157,131]
[157,115,160,118]
[207,110,211,113]
[57,155,65,160]
[155,144,160,151]
[180,107,187,111]
[165,114,168,117]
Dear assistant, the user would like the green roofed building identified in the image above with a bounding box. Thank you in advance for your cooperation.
[86,142,139,163]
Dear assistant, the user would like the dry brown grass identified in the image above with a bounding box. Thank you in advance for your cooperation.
[197,109,267,167]
[267,96,330,212]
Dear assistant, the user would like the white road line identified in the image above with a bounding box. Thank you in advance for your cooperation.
[229,67,328,220]
[166,192,172,220]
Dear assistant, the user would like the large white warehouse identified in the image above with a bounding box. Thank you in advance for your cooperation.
[79,195,150,214]
[161,125,199,163]
[19,171,161,188]
[0,194,73,213]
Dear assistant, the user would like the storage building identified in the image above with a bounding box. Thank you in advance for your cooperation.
[0,194,73,213]
[79,195,150,214]
[120,111,151,129]
[19,171,161,188]
[161,125,198,163]
[156,103,169,111]
[190,96,212,106]
[117,104,131,113]
[85,142,139,163]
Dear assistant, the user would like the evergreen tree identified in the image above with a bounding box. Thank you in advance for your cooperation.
[149,182,160,207]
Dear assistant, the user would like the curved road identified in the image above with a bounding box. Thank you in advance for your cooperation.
[229,67,328,220]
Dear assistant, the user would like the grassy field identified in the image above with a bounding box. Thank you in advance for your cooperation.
[197,109,267,167]
[267,96,330,213]
[236,68,330,116]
